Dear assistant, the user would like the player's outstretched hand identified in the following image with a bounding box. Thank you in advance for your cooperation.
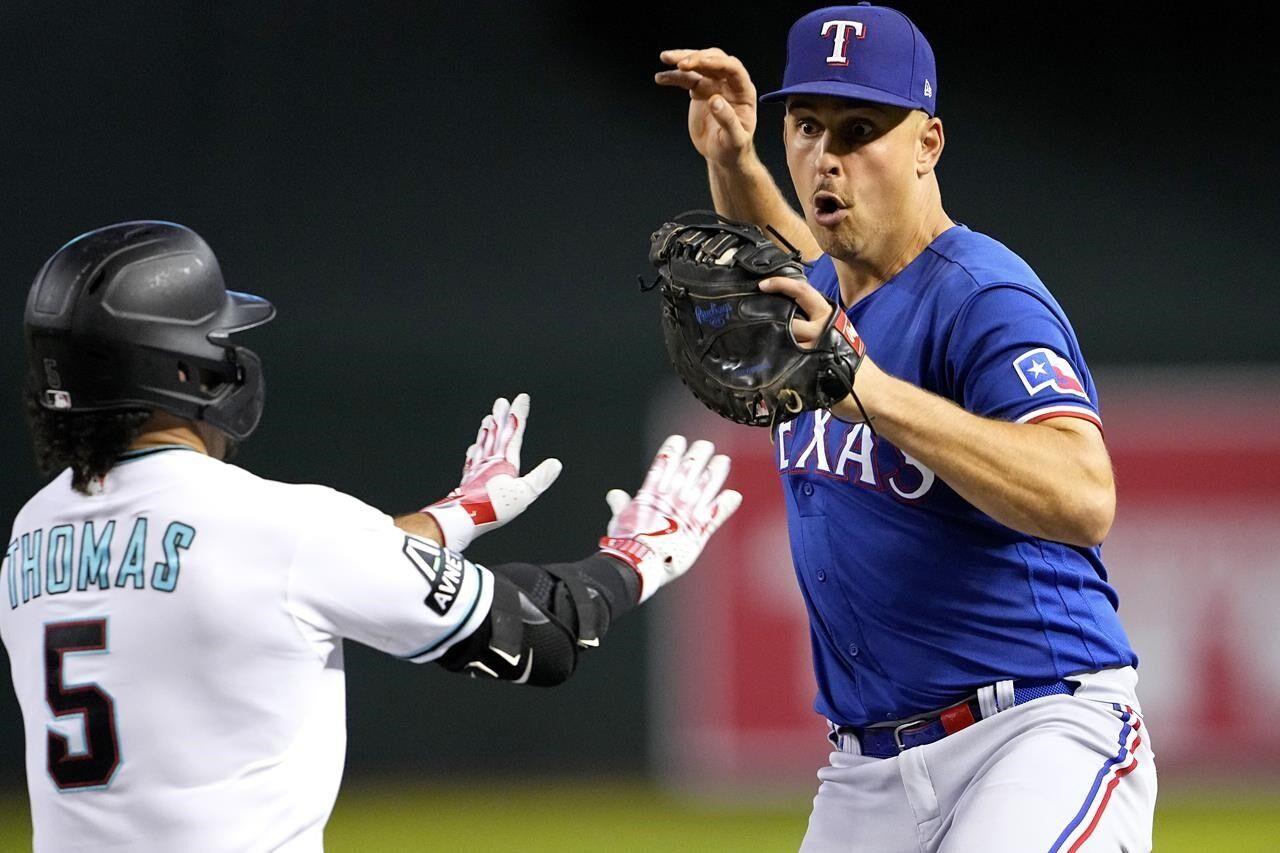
[655,48,758,168]
[598,435,742,602]
[422,393,562,551]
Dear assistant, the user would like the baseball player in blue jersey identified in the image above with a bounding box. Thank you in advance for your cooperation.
[657,5,1156,850]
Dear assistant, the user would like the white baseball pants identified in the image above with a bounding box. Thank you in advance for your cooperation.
[800,668,1157,852]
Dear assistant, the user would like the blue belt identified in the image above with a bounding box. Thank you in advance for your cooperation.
[834,678,1076,759]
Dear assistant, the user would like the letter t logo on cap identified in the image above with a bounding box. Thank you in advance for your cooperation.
[821,20,866,67]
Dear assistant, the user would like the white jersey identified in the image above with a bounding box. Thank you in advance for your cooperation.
[0,446,494,852]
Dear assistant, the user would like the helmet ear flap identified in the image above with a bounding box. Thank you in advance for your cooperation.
[200,346,266,443]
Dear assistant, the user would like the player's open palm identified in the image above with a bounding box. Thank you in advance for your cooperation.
[656,48,758,167]
[599,435,742,602]
[424,393,562,551]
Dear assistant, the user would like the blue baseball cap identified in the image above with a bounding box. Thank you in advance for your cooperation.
[760,4,937,115]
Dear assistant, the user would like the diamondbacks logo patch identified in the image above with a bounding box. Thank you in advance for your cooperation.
[1013,347,1088,399]
[402,535,467,616]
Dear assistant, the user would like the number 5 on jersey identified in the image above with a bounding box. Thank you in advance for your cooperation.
[45,619,121,790]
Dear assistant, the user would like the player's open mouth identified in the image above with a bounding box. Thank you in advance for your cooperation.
[812,192,849,227]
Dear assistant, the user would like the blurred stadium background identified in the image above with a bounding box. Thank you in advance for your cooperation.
[2,2,1277,849]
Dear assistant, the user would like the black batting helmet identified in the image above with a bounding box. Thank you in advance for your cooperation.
[24,221,276,442]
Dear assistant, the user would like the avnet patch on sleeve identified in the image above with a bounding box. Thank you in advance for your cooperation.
[401,535,468,616]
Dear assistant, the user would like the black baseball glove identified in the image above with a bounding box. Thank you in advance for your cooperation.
[646,210,868,429]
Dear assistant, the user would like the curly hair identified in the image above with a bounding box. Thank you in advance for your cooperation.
[25,391,151,494]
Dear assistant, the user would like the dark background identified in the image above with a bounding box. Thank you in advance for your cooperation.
[1,1,1275,784]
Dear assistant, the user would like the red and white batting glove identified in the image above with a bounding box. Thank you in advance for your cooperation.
[598,435,742,603]
[422,393,562,551]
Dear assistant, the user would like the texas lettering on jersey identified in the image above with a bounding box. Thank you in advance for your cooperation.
[776,411,936,501]
[4,519,196,609]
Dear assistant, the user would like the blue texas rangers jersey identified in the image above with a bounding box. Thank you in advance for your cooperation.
[780,224,1136,727]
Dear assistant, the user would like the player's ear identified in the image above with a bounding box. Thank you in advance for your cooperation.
[916,114,944,176]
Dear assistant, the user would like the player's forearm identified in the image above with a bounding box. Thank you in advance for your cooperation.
[839,362,1115,547]
[708,157,822,260]
[436,554,639,686]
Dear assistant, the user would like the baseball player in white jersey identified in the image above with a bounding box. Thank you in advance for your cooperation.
[657,4,1156,851]
[3,221,741,851]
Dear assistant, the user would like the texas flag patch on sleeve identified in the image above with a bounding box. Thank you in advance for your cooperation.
[1013,347,1089,399]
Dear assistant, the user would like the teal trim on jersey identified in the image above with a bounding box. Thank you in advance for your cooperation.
[399,567,488,662]
[113,445,198,466]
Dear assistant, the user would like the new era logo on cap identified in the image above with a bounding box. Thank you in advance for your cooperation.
[761,5,938,115]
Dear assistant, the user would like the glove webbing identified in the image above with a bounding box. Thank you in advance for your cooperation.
[660,213,801,273]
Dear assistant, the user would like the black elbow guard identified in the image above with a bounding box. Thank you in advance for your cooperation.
[436,554,638,687]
